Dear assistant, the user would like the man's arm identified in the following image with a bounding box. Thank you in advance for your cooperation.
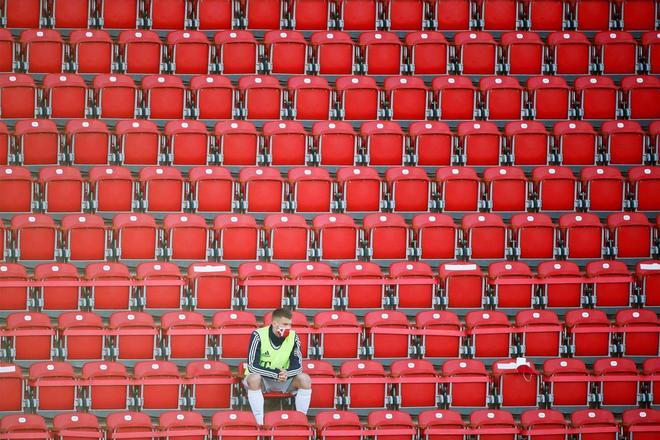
[246,331,280,379]
[285,334,303,378]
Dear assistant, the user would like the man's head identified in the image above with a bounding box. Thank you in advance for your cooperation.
[271,308,293,338]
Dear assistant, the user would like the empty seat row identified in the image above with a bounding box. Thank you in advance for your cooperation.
[0,208,658,263]
[1,355,658,412]
[2,307,657,364]
[2,0,656,32]
[2,165,659,217]
[1,119,659,169]
[1,409,658,440]
[2,73,660,123]
[1,256,659,310]
[2,28,660,76]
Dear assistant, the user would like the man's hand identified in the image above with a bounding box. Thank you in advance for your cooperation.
[277,369,287,382]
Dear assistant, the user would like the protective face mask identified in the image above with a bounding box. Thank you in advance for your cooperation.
[275,326,290,338]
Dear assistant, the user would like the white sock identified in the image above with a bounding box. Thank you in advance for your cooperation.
[247,389,264,425]
[295,388,312,415]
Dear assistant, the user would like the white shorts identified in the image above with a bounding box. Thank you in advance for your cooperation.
[243,375,295,393]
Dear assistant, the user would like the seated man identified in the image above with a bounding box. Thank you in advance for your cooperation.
[244,307,312,424]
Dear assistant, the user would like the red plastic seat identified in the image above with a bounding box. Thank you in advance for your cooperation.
[313,214,360,260]
[385,0,425,30]
[315,410,362,436]
[465,310,514,358]
[239,262,285,310]
[335,75,380,120]
[593,358,641,406]
[383,76,429,121]
[139,166,185,212]
[526,76,571,120]
[38,166,84,213]
[264,411,313,439]
[438,261,485,309]
[607,212,653,258]
[516,310,562,357]
[574,76,619,120]
[367,410,415,440]
[0,166,34,213]
[5,312,55,360]
[58,312,105,360]
[642,31,660,74]
[165,120,212,165]
[542,358,590,406]
[363,213,411,260]
[385,167,431,212]
[435,167,480,212]
[565,308,614,357]
[213,214,260,260]
[580,166,624,211]
[520,409,569,439]
[339,261,385,309]
[482,166,528,212]
[141,75,185,119]
[629,167,660,212]
[113,213,159,260]
[643,358,660,405]
[547,31,593,74]
[622,408,660,440]
[239,167,285,213]
[470,410,517,439]
[416,310,463,358]
[314,311,362,359]
[340,360,387,409]
[0,74,37,119]
[358,32,403,75]
[245,0,283,29]
[214,30,259,74]
[418,409,466,439]
[163,214,210,260]
[479,76,523,120]
[405,32,449,74]
[69,30,113,74]
[61,214,107,261]
[161,311,210,359]
[93,75,138,119]
[20,29,64,73]
[263,120,309,166]
[0,415,49,440]
[454,32,497,75]
[336,166,383,213]
[264,30,308,74]
[457,121,503,166]
[616,308,658,356]
[389,261,436,309]
[212,311,258,359]
[215,121,259,166]
[188,262,234,311]
[288,76,332,121]
[462,213,507,259]
[337,0,378,30]
[441,359,490,407]
[11,214,58,261]
[432,76,477,120]
[239,75,283,120]
[559,212,604,259]
[288,167,333,213]
[573,0,613,30]
[88,166,135,212]
[66,120,111,165]
[106,412,154,440]
[287,262,336,311]
[364,310,412,359]
[137,262,183,310]
[3,0,43,28]
[186,360,233,409]
[86,263,132,311]
[594,31,638,74]
[601,121,646,165]
[264,214,311,261]
[553,121,598,166]
[409,122,453,166]
[133,361,182,410]
[15,119,61,166]
[28,361,77,410]
[361,121,406,166]
[50,412,101,440]
[531,166,577,211]
[622,75,660,120]
[0,264,29,311]
[211,411,258,440]
[146,0,187,29]
[0,363,24,412]
[118,30,163,74]
[510,213,556,259]
[488,262,535,308]
[167,31,211,74]
[190,75,235,120]
[501,31,545,74]
[586,260,633,307]
[538,260,584,308]
[492,358,540,407]
[310,31,355,75]
[291,0,332,30]
[412,214,457,260]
